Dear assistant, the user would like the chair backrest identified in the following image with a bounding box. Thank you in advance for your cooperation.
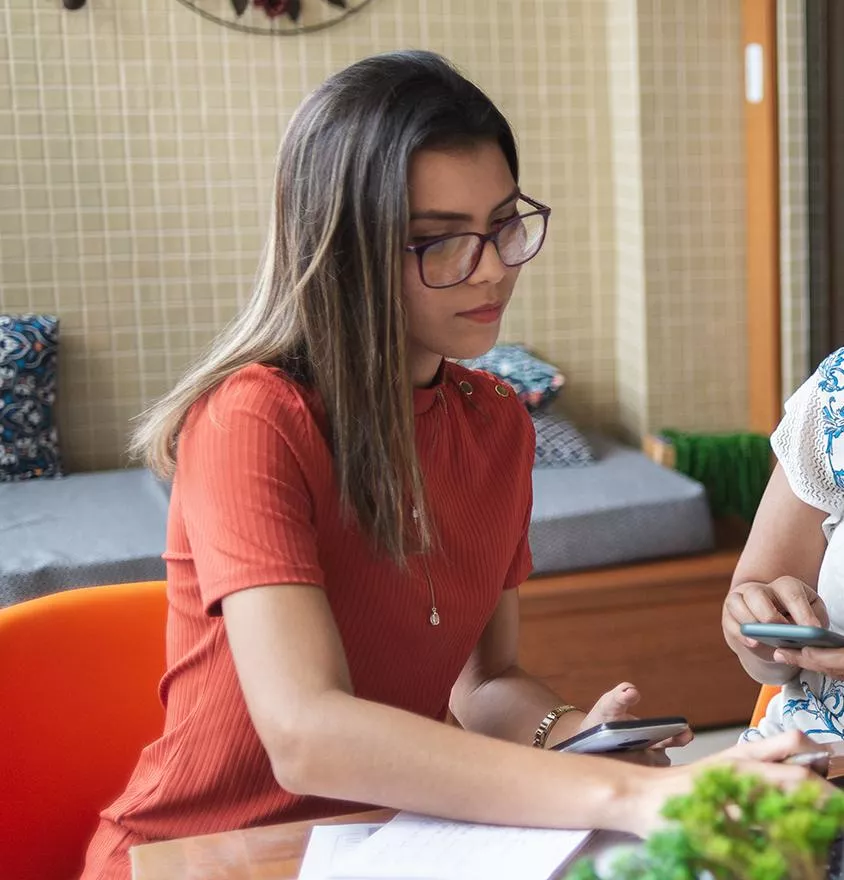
[750,683,781,728]
[0,581,168,880]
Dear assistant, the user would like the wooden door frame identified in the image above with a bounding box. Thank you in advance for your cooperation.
[742,0,782,434]
[806,0,830,367]
[829,2,844,352]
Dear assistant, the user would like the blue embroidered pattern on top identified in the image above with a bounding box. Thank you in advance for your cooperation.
[819,348,844,489]
[0,314,62,481]
[783,676,844,738]
[818,348,844,393]
[748,350,844,743]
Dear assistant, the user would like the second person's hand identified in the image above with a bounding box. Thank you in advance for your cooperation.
[723,576,829,663]
[773,643,844,679]
[624,730,834,839]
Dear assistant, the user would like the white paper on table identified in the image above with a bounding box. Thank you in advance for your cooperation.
[298,823,385,880]
[328,812,593,880]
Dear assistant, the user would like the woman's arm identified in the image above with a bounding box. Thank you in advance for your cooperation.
[449,589,587,745]
[449,589,657,749]
[223,582,815,839]
[724,464,829,684]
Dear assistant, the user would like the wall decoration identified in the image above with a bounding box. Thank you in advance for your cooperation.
[173,0,373,34]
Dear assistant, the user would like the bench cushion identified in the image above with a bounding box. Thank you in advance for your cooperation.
[529,436,714,575]
[1,438,714,605]
[0,469,168,607]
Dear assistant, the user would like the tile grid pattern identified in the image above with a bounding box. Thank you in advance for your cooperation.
[2,0,748,469]
[777,0,811,396]
[607,0,647,442]
[607,0,748,438]
[637,0,748,434]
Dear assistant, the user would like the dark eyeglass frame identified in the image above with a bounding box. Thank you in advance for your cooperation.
[404,193,552,290]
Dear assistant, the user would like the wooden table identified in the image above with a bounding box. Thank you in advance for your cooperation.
[132,759,844,879]
[131,809,395,880]
[130,809,628,879]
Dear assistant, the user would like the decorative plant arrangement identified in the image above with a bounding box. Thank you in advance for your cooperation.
[247,0,347,22]
[175,0,372,34]
[63,0,373,34]
[570,766,844,880]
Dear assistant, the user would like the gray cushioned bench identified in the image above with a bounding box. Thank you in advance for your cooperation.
[0,469,169,607]
[528,435,713,575]
[0,437,713,606]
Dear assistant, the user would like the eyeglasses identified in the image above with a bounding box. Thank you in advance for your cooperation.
[404,194,551,290]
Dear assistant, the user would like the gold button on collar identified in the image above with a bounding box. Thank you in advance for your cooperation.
[458,380,474,395]
[494,384,510,398]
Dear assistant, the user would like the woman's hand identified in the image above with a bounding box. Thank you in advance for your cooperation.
[576,682,693,767]
[625,731,834,838]
[723,465,828,686]
[773,644,844,677]
[723,576,829,663]
[577,681,641,730]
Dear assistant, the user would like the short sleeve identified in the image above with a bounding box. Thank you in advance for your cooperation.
[771,348,844,516]
[175,368,325,614]
[502,515,533,590]
[502,404,535,590]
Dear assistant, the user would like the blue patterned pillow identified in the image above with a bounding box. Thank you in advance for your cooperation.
[532,410,595,468]
[0,315,62,481]
[462,344,565,411]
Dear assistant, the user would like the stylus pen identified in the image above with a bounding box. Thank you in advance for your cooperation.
[782,751,831,774]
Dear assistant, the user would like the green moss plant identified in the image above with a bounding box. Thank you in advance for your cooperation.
[569,767,844,880]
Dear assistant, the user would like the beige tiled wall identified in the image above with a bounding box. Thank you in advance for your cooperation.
[607,0,648,441]
[638,0,748,434]
[606,0,748,438]
[777,0,811,396]
[1,0,749,470]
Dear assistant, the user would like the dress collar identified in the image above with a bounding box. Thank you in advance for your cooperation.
[412,359,448,415]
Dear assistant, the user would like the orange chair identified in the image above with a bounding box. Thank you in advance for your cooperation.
[0,581,168,880]
[750,683,781,728]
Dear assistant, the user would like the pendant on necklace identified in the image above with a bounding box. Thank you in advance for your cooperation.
[429,607,440,626]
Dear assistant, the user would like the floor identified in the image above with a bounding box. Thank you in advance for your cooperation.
[666,725,745,765]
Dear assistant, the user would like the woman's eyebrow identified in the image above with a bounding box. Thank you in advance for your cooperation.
[489,187,520,213]
[410,187,520,222]
[409,208,473,222]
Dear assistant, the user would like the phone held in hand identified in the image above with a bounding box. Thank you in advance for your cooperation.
[782,751,830,775]
[740,623,844,650]
[550,716,689,754]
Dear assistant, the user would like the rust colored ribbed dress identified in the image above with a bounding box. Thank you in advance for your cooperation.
[81,360,534,879]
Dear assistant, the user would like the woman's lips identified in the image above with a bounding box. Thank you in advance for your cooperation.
[457,304,503,324]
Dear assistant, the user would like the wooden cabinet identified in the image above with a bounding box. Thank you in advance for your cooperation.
[519,550,758,730]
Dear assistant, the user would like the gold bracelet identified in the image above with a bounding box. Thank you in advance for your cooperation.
[532,704,581,748]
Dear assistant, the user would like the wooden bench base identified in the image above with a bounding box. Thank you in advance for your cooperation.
[518,550,757,730]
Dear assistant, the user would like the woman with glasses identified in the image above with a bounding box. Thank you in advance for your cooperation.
[82,50,823,880]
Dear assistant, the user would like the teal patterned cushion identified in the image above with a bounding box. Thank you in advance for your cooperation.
[0,314,62,481]
[461,344,565,411]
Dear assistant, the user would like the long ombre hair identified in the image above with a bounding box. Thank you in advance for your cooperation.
[131,51,518,563]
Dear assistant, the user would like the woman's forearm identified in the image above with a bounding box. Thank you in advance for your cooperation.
[723,605,801,686]
[270,689,651,836]
[449,664,586,746]
[731,644,801,686]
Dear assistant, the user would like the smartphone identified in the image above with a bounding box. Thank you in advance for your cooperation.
[740,623,844,650]
[550,716,689,754]
[782,750,830,775]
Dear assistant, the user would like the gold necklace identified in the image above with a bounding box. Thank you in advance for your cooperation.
[412,506,440,626]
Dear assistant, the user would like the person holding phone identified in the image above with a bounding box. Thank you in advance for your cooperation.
[724,348,844,742]
[82,50,825,880]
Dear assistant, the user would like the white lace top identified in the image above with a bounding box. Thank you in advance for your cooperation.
[744,348,844,742]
